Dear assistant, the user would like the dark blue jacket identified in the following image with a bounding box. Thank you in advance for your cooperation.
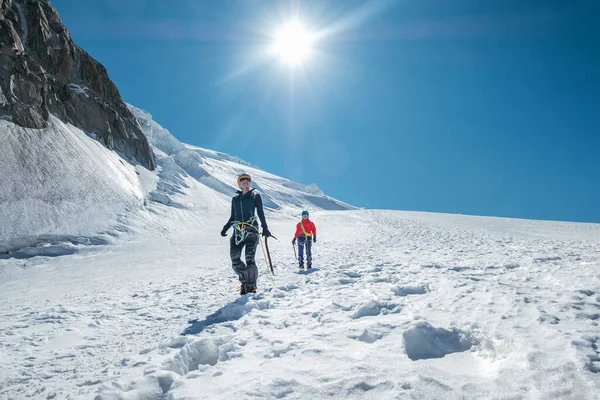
[223,189,268,231]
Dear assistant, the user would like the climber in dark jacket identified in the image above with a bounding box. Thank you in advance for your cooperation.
[221,173,272,295]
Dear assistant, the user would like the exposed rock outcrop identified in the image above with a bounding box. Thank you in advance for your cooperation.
[0,0,155,169]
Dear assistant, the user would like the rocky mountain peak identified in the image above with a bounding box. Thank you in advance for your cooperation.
[0,0,156,170]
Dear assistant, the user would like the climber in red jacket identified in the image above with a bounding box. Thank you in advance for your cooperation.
[292,210,316,269]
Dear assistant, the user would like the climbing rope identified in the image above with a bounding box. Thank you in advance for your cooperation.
[231,216,258,245]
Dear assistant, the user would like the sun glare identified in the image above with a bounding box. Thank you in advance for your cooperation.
[271,21,314,66]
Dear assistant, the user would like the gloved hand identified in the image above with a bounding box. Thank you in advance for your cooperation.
[313,236,316,243]
[262,227,272,237]
[220,226,229,237]
[292,237,296,245]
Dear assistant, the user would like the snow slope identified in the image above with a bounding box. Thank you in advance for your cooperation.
[1,204,599,399]
[1,108,599,399]
[0,117,148,255]
[127,104,354,214]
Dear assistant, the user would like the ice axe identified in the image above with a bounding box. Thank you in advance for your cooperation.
[263,235,277,275]
[292,241,297,261]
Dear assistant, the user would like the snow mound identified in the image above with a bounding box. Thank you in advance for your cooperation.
[164,336,234,374]
[96,371,178,400]
[349,323,394,344]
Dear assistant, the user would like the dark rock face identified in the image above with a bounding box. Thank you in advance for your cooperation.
[0,0,155,170]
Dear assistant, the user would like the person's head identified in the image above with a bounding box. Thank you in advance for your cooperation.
[237,173,252,190]
[301,210,309,220]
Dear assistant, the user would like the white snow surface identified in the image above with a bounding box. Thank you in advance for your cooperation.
[0,117,146,254]
[1,108,600,399]
[1,206,600,399]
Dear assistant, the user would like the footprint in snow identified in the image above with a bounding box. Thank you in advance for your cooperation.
[181,295,270,335]
[343,271,362,279]
[448,266,470,272]
[403,321,474,361]
[351,300,399,319]
[265,341,298,358]
[349,323,395,344]
[297,268,319,275]
[537,311,560,325]
[572,336,600,373]
[533,256,562,263]
[391,284,429,297]
[422,264,443,269]
[578,289,595,297]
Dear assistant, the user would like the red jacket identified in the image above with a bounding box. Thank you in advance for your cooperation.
[294,219,316,238]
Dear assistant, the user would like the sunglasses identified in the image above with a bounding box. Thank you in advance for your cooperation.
[239,178,251,182]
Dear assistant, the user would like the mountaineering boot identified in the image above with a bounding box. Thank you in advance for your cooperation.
[240,285,257,295]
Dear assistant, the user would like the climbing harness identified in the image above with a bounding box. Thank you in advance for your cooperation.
[232,216,258,245]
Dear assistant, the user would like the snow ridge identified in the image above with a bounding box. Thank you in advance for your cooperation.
[127,103,355,213]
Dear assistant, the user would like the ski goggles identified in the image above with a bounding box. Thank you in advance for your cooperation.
[237,174,251,183]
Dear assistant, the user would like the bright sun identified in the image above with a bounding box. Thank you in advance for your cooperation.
[271,21,314,66]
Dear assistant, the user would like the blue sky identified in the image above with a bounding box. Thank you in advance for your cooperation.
[51,0,600,223]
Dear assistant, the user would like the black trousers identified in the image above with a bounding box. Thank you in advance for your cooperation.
[230,232,258,290]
